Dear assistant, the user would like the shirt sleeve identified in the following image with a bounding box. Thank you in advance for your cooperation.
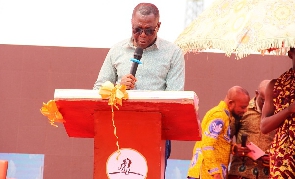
[165,47,185,91]
[187,142,203,178]
[93,48,118,90]
[201,111,226,175]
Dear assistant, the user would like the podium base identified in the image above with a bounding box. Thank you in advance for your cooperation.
[94,111,165,179]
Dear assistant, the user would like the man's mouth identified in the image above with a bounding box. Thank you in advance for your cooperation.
[139,40,146,44]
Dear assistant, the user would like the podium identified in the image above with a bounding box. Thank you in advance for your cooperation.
[54,89,201,179]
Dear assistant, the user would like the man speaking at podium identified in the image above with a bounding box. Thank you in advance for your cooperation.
[93,2,185,177]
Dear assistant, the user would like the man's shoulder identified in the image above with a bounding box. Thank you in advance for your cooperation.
[204,105,229,120]
[157,38,181,50]
[109,38,130,50]
[277,68,293,80]
[242,107,260,118]
[157,37,172,44]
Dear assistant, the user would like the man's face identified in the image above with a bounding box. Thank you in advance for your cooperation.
[288,48,295,59]
[255,90,266,112]
[229,98,250,119]
[131,11,160,49]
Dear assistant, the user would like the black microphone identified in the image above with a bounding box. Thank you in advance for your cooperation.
[130,47,143,76]
[240,134,248,172]
[241,134,248,147]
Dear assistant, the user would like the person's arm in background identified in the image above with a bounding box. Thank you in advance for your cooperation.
[165,47,185,91]
[260,79,295,134]
[201,112,226,179]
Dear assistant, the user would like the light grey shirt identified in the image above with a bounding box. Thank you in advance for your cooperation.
[93,37,185,91]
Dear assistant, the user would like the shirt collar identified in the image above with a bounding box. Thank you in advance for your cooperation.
[218,101,230,117]
[248,97,261,113]
[248,98,256,109]
[126,37,160,50]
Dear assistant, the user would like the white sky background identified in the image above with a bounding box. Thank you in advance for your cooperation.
[0,0,214,48]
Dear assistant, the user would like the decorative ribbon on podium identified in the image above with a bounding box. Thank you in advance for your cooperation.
[40,100,64,127]
[99,81,129,111]
[99,81,129,158]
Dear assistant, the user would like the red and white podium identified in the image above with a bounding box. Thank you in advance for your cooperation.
[54,89,201,179]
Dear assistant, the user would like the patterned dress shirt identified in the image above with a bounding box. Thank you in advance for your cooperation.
[93,37,185,91]
[187,101,232,179]
[229,98,275,179]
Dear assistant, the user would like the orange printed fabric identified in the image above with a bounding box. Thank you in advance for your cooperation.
[187,101,232,179]
[270,68,295,178]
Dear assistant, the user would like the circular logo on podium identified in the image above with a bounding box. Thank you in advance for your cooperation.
[106,148,148,179]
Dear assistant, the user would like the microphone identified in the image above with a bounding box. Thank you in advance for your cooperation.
[130,47,143,76]
[241,134,248,147]
[240,134,248,171]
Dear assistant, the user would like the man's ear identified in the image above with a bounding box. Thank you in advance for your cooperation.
[228,100,235,109]
[157,22,161,30]
[228,100,234,105]
[255,90,259,97]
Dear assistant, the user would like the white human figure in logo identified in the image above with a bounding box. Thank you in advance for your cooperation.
[118,158,132,175]
[212,122,223,133]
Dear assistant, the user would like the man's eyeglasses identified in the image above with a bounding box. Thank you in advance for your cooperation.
[132,27,157,36]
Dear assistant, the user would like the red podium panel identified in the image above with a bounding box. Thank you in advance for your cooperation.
[54,89,201,179]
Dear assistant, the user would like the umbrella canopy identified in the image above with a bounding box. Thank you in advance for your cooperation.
[175,0,295,59]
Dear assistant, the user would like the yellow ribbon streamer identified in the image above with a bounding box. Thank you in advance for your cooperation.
[40,100,64,127]
[99,81,129,159]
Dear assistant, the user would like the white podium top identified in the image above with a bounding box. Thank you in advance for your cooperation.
[53,89,201,141]
[54,89,198,100]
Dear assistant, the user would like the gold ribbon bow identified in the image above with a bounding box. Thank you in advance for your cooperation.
[99,81,129,111]
[40,100,64,127]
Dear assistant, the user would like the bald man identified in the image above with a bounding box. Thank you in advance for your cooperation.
[228,80,275,179]
[187,86,250,179]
